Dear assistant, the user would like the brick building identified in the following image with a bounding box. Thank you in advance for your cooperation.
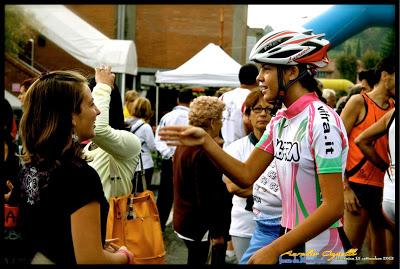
[5,5,248,91]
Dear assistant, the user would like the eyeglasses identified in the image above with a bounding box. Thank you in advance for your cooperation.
[251,106,272,114]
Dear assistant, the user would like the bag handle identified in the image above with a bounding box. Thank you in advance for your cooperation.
[130,121,145,134]
[109,155,119,197]
[133,153,147,195]
[131,120,147,195]
[106,198,115,239]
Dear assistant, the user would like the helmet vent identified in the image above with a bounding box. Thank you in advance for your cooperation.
[303,42,322,49]
[269,47,281,53]
[270,50,302,58]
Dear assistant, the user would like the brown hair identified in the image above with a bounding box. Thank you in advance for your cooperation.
[20,70,88,166]
[125,89,139,103]
[244,90,264,116]
[21,77,37,90]
[131,97,153,122]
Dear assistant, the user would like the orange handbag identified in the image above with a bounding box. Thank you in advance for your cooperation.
[4,204,19,228]
[106,154,166,264]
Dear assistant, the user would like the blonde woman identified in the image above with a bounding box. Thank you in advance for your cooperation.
[129,97,156,191]
[173,96,231,265]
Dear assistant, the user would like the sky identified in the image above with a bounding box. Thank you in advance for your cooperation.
[247,5,334,30]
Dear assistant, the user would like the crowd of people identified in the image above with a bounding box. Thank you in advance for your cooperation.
[1,29,396,265]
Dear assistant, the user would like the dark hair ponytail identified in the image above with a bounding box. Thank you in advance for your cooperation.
[296,64,325,102]
[371,56,395,86]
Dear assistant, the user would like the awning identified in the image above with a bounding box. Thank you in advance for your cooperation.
[17,5,137,75]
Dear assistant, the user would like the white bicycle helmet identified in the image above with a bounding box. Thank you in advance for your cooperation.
[249,30,330,68]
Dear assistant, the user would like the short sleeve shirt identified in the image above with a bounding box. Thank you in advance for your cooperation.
[219,88,251,148]
[19,160,109,264]
[256,92,348,230]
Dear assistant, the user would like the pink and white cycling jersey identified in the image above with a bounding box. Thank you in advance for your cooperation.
[256,92,349,263]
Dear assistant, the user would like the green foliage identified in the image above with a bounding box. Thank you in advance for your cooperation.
[356,39,361,58]
[151,151,162,171]
[5,5,34,55]
[362,49,381,70]
[381,28,395,58]
[346,44,352,55]
[329,27,393,61]
[336,53,358,83]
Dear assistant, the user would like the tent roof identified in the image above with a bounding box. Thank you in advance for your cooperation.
[155,43,241,87]
[18,5,137,75]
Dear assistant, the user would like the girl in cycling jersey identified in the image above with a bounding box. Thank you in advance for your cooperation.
[159,30,350,264]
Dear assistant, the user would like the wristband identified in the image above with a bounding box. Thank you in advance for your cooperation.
[116,248,133,264]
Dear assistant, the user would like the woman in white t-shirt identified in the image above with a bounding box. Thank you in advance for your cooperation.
[129,97,156,191]
[223,91,281,263]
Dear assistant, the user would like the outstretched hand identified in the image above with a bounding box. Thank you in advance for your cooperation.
[158,125,208,147]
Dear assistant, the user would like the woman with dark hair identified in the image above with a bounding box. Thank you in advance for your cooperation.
[223,90,281,264]
[84,67,141,201]
[355,108,395,263]
[18,77,37,106]
[17,70,133,264]
[1,99,19,203]
[340,56,395,263]
[160,30,350,264]
[1,99,23,263]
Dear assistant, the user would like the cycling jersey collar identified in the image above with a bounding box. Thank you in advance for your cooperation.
[282,92,319,119]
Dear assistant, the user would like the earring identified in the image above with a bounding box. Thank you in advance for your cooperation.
[72,133,79,143]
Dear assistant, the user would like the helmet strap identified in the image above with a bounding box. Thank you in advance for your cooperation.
[270,66,310,116]
[270,66,286,116]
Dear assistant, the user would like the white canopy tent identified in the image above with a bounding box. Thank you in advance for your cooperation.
[5,91,22,110]
[154,43,241,123]
[16,5,138,96]
[156,43,241,87]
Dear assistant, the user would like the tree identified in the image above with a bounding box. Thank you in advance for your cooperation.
[356,39,361,58]
[5,5,35,55]
[362,49,381,69]
[336,53,358,83]
[381,28,395,58]
[346,44,352,55]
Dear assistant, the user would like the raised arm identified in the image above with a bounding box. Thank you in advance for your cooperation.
[355,108,394,171]
[91,67,140,159]
[159,125,272,188]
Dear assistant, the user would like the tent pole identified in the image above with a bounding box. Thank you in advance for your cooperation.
[156,84,159,125]
[121,73,126,102]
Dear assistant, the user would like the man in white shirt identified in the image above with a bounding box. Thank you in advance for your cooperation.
[219,63,259,149]
[154,88,195,231]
